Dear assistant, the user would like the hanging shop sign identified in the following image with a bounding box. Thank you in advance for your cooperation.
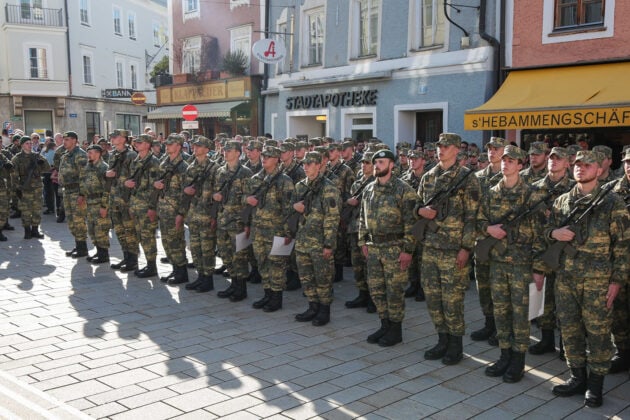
[252,38,286,64]
[286,90,378,110]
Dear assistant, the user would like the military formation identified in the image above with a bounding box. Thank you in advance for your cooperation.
[1,128,629,409]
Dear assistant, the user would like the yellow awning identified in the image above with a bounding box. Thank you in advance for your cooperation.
[464,62,630,130]
[147,101,247,120]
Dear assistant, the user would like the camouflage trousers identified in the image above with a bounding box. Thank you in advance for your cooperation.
[408,242,423,284]
[129,205,158,262]
[0,188,9,226]
[110,203,139,254]
[349,233,367,292]
[334,227,347,264]
[158,205,186,267]
[366,243,407,323]
[490,261,531,353]
[296,249,334,305]
[556,272,614,375]
[612,283,630,350]
[188,211,216,277]
[252,228,287,292]
[63,191,87,240]
[473,258,494,317]
[86,200,111,249]
[421,247,468,336]
[534,272,557,330]
[18,188,42,227]
[217,225,249,280]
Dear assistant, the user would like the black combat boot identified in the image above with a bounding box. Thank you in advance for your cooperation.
[90,247,110,264]
[471,316,496,341]
[3,221,14,230]
[65,245,77,257]
[111,251,128,270]
[135,260,157,278]
[30,226,44,239]
[295,302,319,322]
[0,231,7,241]
[485,348,512,377]
[424,333,449,360]
[584,373,605,408]
[217,279,236,298]
[442,334,463,365]
[263,290,283,312]
[503,351,526,383]
[367,318,390,344]
[285,270,301,290]
[404,280,419,298]
[558,334,566,361]
[185,273,204,290]
[609,348,630,374]
[229,277,247,302]
[71,241,88,258]
[248,267,262,284]
[312,304,330,326]
[553,367,587,397]
[529,329,556,355]
[160,265,176,283]
[378,321,402,347]
[24,226,32,240]
[196,274,214,293]
[345,290,369,309]
[160,256,170,263]
[253,288,272,309]
[121,253,138,272]
[333,264,344,283]
[86,249,98,262]
[366,296,377,313]
[10,209,21,219]
[416,285,426,302]
[56,210,65,223]
[215,264,227,274]
[168,265,189,285]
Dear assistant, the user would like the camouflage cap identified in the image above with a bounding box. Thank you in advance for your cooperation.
[621,148,630,162]
[86,144,103,153]
[165,134,184,145]
[264,139,279,148]
[295,141,309,149]
[214,133,228,141]
[224,140,242,152]
[63,131,78,139]
[502,145,526,161]
[19,136,32,145]
[574,150,603,165]
[468,150,479,157]
[436,133,462,147]
[192,136,214,149]
[478,153,489,162]
[361,152,375,162]
[322,136,335,144]
[133,134,153,143]
[424,142,436,151]
[549,147,569,159]
[97,137,109,145]
[247,140,264,151]
[328,143,342,151]
[398,148,409,156]
[109,129,129,138]
[592,145,612,158]
[308,138,322,147]
[257,136,269,143]
[485,137,507,149]
[457,151,468,160]
[567,144,582,155]
[528,141,549,155]
[303,151,322,164]
[284,137,298,144]
[371,149,396,163]
[341,140,355,150]
[280,142,295,152]
[262,146,281,158]
[407,150,425,159]
[314,145,330,158]
[396,141,412,150]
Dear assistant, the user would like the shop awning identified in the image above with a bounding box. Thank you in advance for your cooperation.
[147,101,248,120]
[464,62,630,130]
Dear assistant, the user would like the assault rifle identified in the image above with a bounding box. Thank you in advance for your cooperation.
[121,155,152,201]
[411,169,473,241]
[286,184,316,237]
[541,182,615,271]
[326,161,345,180]
[340,176,374,226]
[240,171,283,223]
[208,165,241,219]
[16,154,38,199]
[180,160,215,211]
[103,150,124,191]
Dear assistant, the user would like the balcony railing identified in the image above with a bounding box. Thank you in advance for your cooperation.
[5,4,64,27]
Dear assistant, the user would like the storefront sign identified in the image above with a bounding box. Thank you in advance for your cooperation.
[286,90,378,110]
[252,39,286,64]
[102,89,134,98]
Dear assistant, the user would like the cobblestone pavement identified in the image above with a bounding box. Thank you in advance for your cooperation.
[0,214,629,419]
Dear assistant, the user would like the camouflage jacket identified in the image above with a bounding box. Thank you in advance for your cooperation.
[59,147,87,193]
[52,145,66,170]
[11,151,50,191]
[541,183,630,283]
[281,160,305,185]
[108,146,137,206]
[475,165,502,193]
[609,175,630,214]
[531,173,575,217]
[246,168,295,237]
[0,152,13,191]
[214,162,253,230]
[347,175,374,234]
[343,152,362,176]
[128,152,161,210]
[156,154,188,211]
[83,159,109,209]
[292,174,340,251]
[327,161,355,201]
[520,166,548,185]
[400,169,423,191]
[418,164,481,251]
[245,159,262,175]
[358,176,417,253]
[179,157,218,217]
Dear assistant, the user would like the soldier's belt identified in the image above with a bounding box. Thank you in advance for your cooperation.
[367,233,403,243]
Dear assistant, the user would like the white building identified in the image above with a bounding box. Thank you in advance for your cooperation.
[0,0,168,140]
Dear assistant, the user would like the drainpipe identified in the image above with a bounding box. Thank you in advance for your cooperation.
[64,0,72,95]
[260,0,270,136]
[478,0,501,137]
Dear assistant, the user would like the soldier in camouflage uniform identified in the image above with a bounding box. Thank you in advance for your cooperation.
[541,150,629,407]
[478,146,545,383]
[520,141,549,184]
[124,134,161,278]
[292,151,341,326]
[593,145,617,184]
[608,148,630,373]
[359,149,417,346]
[245,146,295,312]
[10,137,49,239]
[528,147,575,356]
[400,149,426,301]
[423,142,438,172]
[51,135,66,223]
[295,141,308,164]
[83,145,111,264]
[243,139,263,284]
[214,141,253,301]
[0,151,12,241]
[471,137,507,345]
[105,130,139,272]
[417,133,481,365]
[58,132,88,255]
[344,152,376,312]
[180,137,219,292]
[341,140,362,176]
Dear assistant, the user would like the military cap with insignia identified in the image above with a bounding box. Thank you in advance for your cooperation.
[19,136,32,145]
[371,149,396,163]
[63,131,78,139]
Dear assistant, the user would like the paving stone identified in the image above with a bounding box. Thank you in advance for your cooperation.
[164,387,230,412]
[111,401,183,420]
[206,394,262,417]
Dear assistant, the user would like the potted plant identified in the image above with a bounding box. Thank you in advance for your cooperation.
[220,49,248,78]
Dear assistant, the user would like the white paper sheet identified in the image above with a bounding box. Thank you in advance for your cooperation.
[235,231,252,252]
[270,236,295,256]
[528,279,546,321]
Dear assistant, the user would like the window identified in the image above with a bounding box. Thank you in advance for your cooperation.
[116,61,124,87]
[80,0,90,25]
[182,36,201,73]
[29,47,48,79]
[230,25,252,67]
[554,0,604,29]
[153,21,162,46]
[410,0,445,49]
[21,0,43,20]
[82,54,93,84]
[128,13,136,39]
[116,114,140,138]
[183,0,199,13]
[86,112,100,141]
[351,0,380,58]
[276,21,291,74]
[130,64,137,90]
[306,9,324,65]
[113,6,122,35]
